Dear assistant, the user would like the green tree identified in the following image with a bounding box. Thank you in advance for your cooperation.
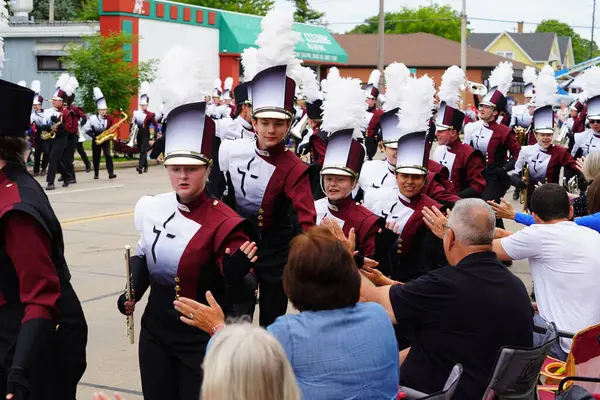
[31,0,78,21]
[176,0,273,15]
[536,19,599,63]
[77,0,99,21]
[61,33,157,114]
[349,4,462,42]
[288,0,324,24]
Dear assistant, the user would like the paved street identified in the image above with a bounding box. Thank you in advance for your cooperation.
[37,163,532,399]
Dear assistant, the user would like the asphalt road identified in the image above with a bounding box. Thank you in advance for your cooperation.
[36,163,532,399]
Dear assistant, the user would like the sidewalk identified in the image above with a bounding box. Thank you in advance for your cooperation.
[27,150,161,173]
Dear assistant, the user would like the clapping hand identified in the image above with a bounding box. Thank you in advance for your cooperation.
[421,206,448,239]
[174,291,225,333]
[322,217,355,255]
[487,198,516,220]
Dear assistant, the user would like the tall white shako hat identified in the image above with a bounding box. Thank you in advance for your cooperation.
[212,78,222,99]
[579,66,600,121]
[436,65,466,132]
[65,76,79,105]
[378,62,411,148]
[139,81,150,106]
[31,80,43,105]
[320,69,367,178]
[52,73,70,102]
[480,61,513,114]
[523,66,538,100]
[155,45,215,165]
[221,77,234,101]
[532,65,558,134]
[93,87,107,110]
[395,75,436,175]
[301,66,324,121]
[241,7,302,120]
[17,80,26,87]
[364,69,381,99]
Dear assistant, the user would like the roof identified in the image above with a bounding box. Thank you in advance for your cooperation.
[558,36,571,63]
[508,32,557,62]
[466,33,498,51]
[3,21,99,38]
[333,33,529,70]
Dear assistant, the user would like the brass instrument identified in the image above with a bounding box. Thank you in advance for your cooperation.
[466,81,488,96]
[298,147,311,163]
[128,122,138,148]
[290,113,309,140]
[565,176,580,197]
[514,126,530,146]
[519,163,530,213]
[556,123,571,147]
[95,109,128,145]
[124,245,135,345]
[40,119,62,141]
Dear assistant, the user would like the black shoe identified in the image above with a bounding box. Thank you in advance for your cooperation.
[94,175,99,180]
[45,184,55,191]
[62,180,70,187]
[512,190,520,201]
[41,169,46,176]
[85,166,91,173]
[143,167,148,173]
[109,174,117,179]
[58,176,64,182]
[69,179,77,184]
[33,172,39,177]
[136,167,142,174]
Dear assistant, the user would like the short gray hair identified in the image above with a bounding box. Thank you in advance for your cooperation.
[447,199,495,245]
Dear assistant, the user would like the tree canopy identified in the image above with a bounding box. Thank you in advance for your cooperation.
[170,0,273,15]
[536,19,599,64]
[349,4,462,42]
[288,0,324,24]
[61,33,156,114]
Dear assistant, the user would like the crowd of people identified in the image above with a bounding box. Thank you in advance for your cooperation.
[2,6,600,400]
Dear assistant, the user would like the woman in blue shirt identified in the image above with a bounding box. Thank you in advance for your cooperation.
[173,226,400,400]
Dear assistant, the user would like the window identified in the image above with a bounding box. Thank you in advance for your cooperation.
[495,51,514,60]
[37,56,68,71]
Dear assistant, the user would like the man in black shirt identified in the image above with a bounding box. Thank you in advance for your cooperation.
[360,199,533,399]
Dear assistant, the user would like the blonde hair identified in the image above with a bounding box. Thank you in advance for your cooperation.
[201,323,300,400]
[583,152,600,181]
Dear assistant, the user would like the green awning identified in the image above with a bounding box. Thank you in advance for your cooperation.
[219,12,348,64]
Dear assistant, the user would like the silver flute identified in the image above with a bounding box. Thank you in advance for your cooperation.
[125,245,135,344]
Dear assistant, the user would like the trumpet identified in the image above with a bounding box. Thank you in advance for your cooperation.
[466,81,488,97]
[40,119,62,140]
[124,245,135,345]
[96,109,128,145]
[556,123,571,147]
[519,163,530,213]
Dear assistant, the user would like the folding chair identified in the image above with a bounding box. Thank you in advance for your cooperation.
[398,364,463,400]
[482,322,558,400]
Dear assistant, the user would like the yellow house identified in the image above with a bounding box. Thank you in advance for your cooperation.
[467,31,575,70]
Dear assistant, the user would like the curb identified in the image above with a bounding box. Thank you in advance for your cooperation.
[28,159,161,174]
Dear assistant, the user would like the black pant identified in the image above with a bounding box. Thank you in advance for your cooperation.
[92,140,114,176]
[137,130,150,170]
[257,277,288,327]
[139,327,203,400]
[61,134,78,181]
[33,139,48,174]
[482,177,510,229]
[76,141,91,169]
[365,136,378,160]
[46,136,69,185]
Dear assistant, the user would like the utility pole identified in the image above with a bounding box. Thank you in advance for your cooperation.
[592,0,597,59]
[377,0,385,105]
[49,0,55,22]
[460,0,467,108]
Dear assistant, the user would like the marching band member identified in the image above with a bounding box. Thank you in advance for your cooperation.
[219,9,317,327]
[572,66,600,159]
[0,79,88,400]
[83,88,117,180]
[207,78,222,118]
[509,67,580,209]
[221,77,235,118]
[510,66,537,145]
[314,70,383,258]
[132,82,158,174]
[433,66,486,198]
[66,78,91,175]
[44,73,74,191]
[364,69,384,160]
[377,75,447,283]
[30,81,48,177]
[570,100,587,135]
[62,76,88,183]
[464,61,520,228]
[222,81,254,141]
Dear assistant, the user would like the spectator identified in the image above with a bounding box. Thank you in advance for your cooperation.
[361,199,533,399]
[492,184,600,360]
[175,226,400,400]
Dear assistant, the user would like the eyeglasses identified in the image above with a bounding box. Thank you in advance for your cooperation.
[590,120,600,124]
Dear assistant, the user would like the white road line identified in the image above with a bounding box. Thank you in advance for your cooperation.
[46,184,125,196]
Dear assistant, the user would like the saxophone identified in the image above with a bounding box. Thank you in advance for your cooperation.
[520,163,530,213]
[514,126,528,146]
[40,119,62,140]
[95,109,128,145]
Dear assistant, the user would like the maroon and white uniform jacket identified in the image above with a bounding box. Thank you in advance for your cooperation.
[315,196,384,257]
[464,120,521,176]
[513,143,578,185]
[432,139,487,197]
[219,138,317,280]
[425,160,460,205]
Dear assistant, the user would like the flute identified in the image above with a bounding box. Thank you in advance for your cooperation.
[124,245,135,344]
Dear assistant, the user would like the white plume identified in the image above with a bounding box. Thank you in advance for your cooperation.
[533,65,557,108]
[56,73,70,89]
[213,78,222,91]
[223,77,233,92]
[252,8,302,82]
[488,61,513,95]
[140,81,150,95]
[578,66,600,101]
[17,80,26,87]
[156,45,212,116]
[523,66,538,85]
[328,67,340,81]
[31,80,41,94]
[368,69,381,86]
[397,75,435,135]
[321,70,367,138]
[65,76,79,96]
[437,65,465,108]
[93,87,104,101]
[241,47,258,81]
[383,62,411,111]
[0,0,7,75]
[301,67,321,103]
